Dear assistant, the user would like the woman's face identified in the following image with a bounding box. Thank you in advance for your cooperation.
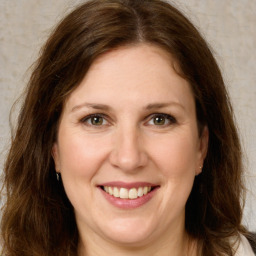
[52,44,208,247]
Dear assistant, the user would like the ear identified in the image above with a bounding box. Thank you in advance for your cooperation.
[52,143,61,172]
[196,126,209,175]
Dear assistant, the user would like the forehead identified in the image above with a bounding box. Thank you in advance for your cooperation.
[64,44,194,112]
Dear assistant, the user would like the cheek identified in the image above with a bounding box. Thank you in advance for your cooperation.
[57,134,109,207]
[57,132,110,178]
[150,133,198,216]
[149,131,199,176]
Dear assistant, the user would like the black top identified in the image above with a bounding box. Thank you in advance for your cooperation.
[247,232,256,255]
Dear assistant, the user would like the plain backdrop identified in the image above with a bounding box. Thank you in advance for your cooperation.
[0,0,255,230]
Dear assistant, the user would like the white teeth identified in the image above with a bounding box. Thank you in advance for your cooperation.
[108,187,113,195]
[113,187,119,198]
[129,188,137,199]
[103,186,152,199]
[137,187,143,197]
[120,188,128,199]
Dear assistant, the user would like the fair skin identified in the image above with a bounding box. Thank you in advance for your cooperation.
[52,44,208,256]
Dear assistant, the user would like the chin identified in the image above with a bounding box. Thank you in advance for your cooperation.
[99,217,156,246]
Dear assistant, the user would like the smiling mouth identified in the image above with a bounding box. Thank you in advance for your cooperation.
[100,186,158,199]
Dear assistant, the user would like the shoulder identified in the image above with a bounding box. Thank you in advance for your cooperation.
[234,234,255,256]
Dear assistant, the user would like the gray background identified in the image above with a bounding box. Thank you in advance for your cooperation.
[0,0,255,230]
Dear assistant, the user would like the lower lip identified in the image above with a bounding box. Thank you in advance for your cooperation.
[99,187,159,209]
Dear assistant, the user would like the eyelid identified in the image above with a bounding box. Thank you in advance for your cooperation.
[145,113,177,126]
[80,113,110,126]
[79,112,176,128]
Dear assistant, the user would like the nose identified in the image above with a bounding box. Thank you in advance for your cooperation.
[109,126,148,172]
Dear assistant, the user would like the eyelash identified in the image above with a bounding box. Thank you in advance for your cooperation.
[80,113,177,127]
[80,113,109,127]
[147,113,177,127]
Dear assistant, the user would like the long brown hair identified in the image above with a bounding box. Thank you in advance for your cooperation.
[1,0,248,255]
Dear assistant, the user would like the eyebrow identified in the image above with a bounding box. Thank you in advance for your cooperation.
[71,103,111,112]
[71,101,184,112]
[145,102,184,110]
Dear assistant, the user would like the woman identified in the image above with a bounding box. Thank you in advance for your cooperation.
[1,0,255,255]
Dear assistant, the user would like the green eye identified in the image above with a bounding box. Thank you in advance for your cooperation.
[90,116,104,125]
[81,114,107,126]
[148,114,176,126]
[153,116,166,125]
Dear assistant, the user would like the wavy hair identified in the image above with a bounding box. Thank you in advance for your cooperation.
[1,0,248,255]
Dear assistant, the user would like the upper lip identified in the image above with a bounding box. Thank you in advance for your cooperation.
[98,181,159,189]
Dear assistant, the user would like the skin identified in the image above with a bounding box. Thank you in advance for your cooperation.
[52,44,208,256]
